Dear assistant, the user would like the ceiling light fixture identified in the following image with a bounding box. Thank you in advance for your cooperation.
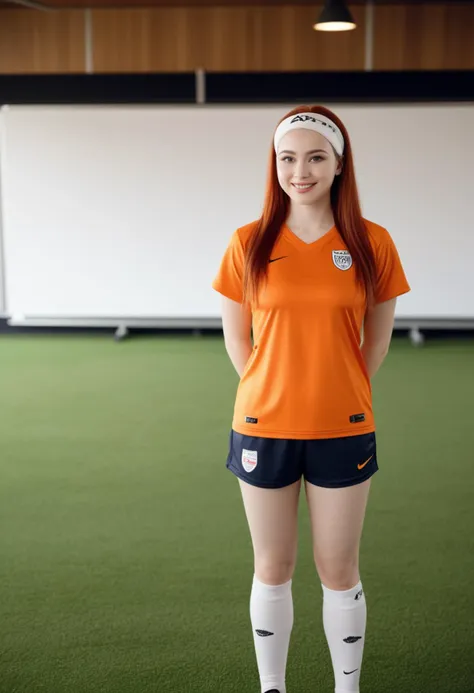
[313,0,357,32]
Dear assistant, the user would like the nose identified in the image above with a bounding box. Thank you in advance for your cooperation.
[294,158,311,179]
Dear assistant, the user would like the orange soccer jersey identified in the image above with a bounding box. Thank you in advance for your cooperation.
[212,219,411,440]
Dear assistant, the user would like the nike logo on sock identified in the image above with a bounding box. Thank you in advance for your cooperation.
[344,669,359,675]
[255,629,274,637]
[343,636,362,643]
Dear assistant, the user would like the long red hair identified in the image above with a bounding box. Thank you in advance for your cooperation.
[242,105,377,309]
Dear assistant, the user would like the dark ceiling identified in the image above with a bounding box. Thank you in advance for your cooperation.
[1,0,473,9]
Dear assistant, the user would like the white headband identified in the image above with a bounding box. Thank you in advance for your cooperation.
[274,112,345,156]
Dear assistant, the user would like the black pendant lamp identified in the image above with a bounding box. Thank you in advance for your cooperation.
[313,0,357,32]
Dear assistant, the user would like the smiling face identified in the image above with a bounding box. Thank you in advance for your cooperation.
[276,128,342,206]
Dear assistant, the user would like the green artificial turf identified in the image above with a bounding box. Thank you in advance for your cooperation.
[0,334,473,693]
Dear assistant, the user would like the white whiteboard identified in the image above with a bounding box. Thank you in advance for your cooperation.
[0,103,473,319]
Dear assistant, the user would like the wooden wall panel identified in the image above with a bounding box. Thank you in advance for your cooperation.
[0,4,472,75]
[248,6,366,71]
[373,4,474,70]
[443,5,474,70]
[0,10,85,74]
[92,5,366,73]
[94,9,191,73]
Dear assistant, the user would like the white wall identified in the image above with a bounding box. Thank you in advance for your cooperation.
[0,103,472,321]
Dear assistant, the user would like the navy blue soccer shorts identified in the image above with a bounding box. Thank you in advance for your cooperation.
[226,429,378,489]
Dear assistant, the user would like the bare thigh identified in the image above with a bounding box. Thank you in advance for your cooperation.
[305,478,372,589]
[238,478,302,585]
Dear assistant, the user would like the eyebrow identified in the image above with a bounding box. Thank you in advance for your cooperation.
[278,149,328,155]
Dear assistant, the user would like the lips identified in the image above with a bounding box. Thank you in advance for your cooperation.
[291,183,316,193]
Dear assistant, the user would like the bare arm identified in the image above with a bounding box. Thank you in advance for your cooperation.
[361,297,397,379]
[220,296,253,378]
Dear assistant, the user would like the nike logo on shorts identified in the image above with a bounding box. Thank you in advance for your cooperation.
[358,455,373,470]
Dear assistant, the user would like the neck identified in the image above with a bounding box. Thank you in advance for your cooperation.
[286,198,335,235]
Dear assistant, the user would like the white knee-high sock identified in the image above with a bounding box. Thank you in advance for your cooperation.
[250,575,294,693]
[322,581,367,693]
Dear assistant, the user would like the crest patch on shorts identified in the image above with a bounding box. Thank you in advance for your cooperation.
[332,250,353,271]
[242,449,258,473]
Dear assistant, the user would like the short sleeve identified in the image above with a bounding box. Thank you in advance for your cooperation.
[212,230,245,303]
[375,229,411,303]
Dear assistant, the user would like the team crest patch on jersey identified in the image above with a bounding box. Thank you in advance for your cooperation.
[332,250,353,271]
[242,449,258,473]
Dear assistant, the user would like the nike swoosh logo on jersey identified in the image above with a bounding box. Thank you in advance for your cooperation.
[269,256,289,263]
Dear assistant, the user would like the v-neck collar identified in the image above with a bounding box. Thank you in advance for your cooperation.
[282,223,338,250]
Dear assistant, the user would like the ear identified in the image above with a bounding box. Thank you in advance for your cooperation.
[335,156,344,176]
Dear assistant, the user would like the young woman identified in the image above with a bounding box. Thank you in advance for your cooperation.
[212,105,410,693]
